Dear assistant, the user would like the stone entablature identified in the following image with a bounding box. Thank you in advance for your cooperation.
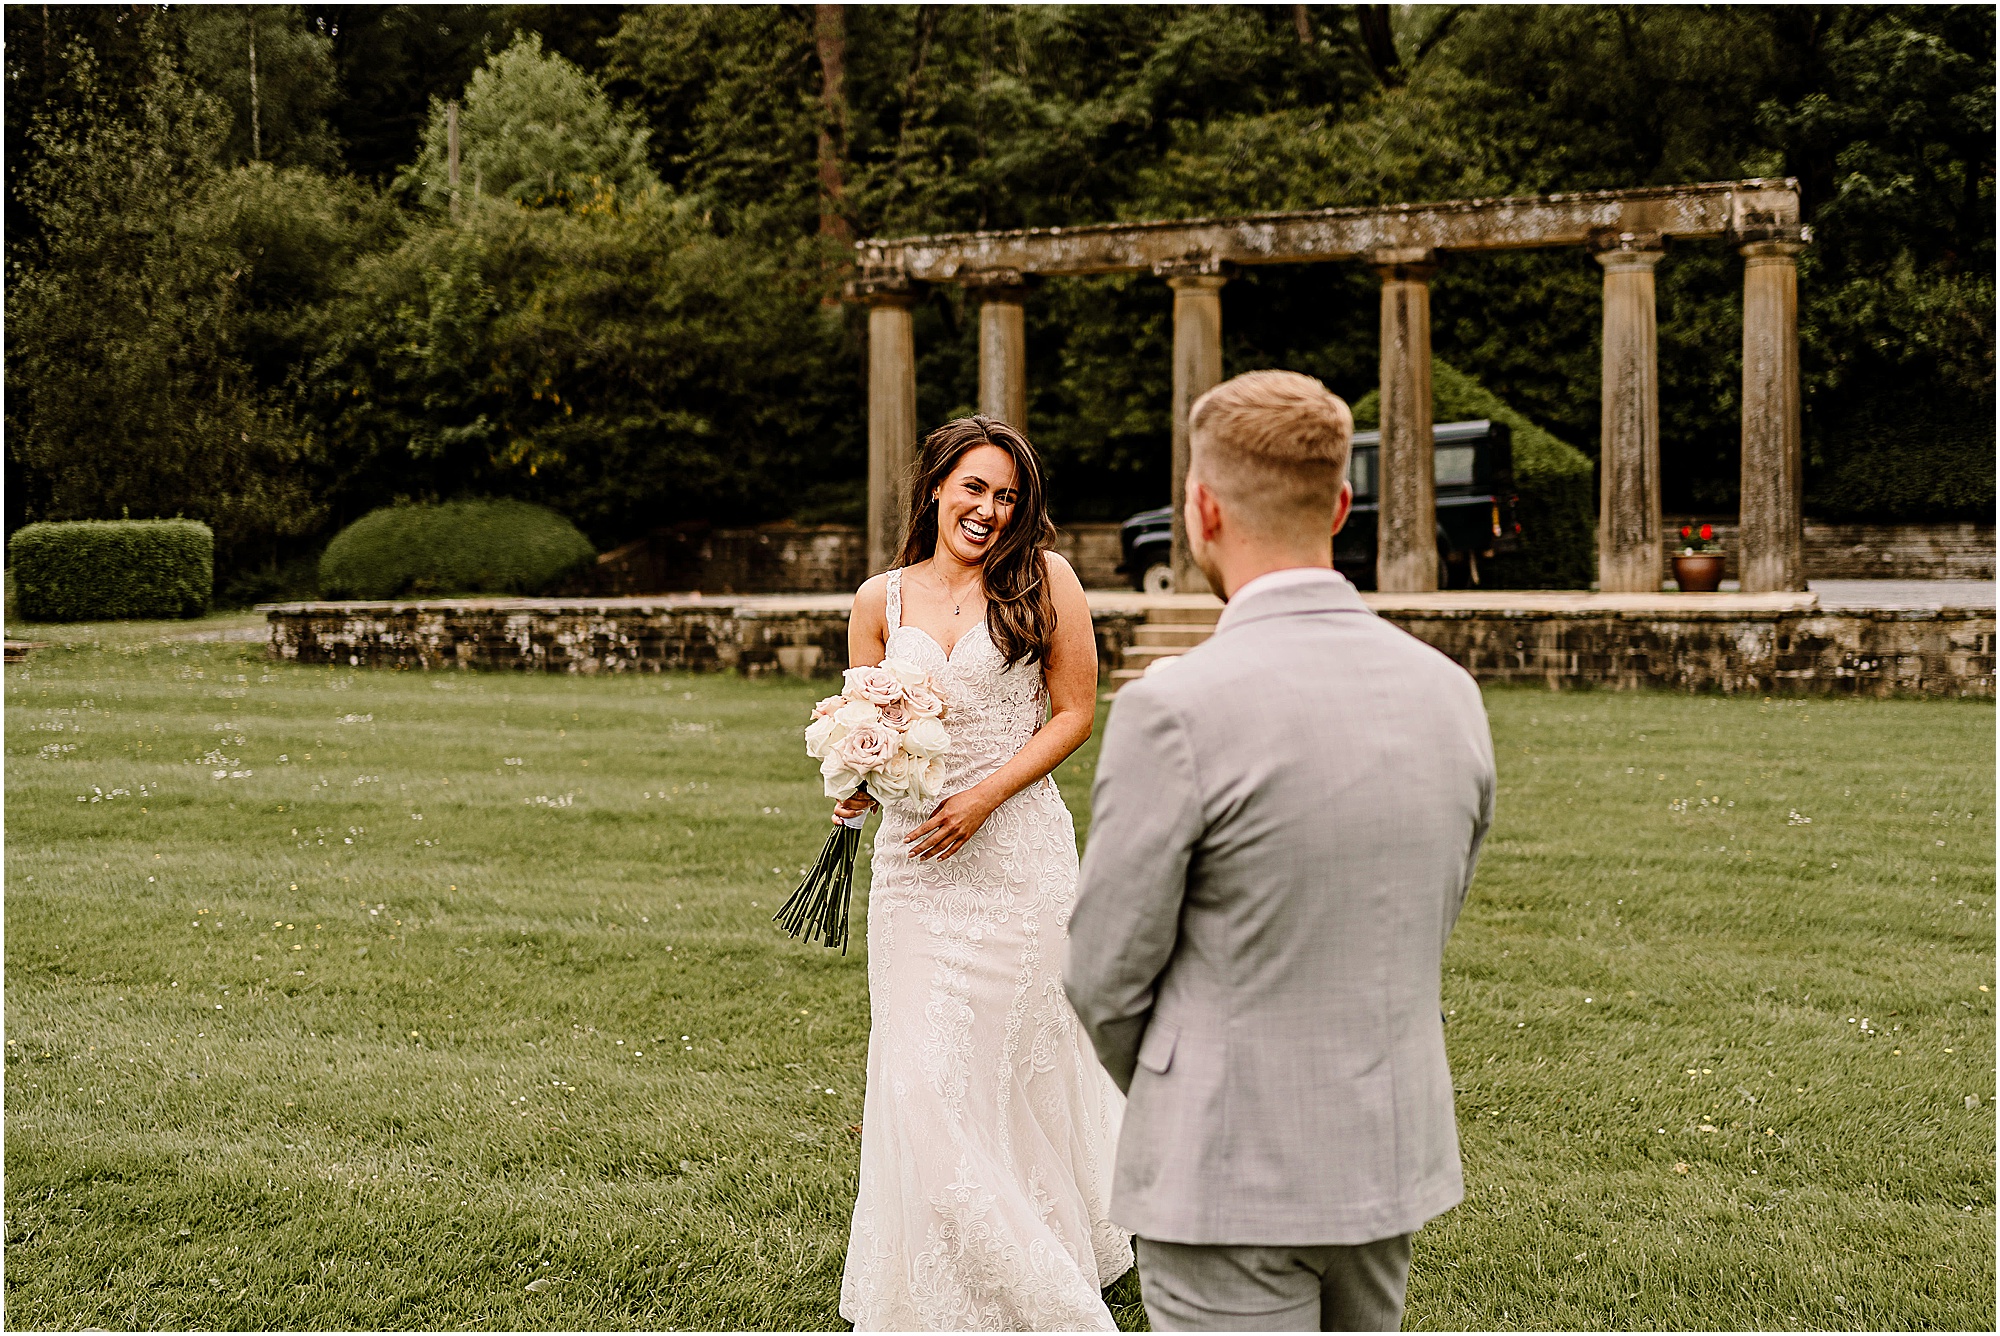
[856,180,1802,277]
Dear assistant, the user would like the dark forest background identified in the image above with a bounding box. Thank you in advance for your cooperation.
[5,4,1992,596]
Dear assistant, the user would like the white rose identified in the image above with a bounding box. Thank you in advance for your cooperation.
[832,697,880,731]
[911,756,947,804]
[820,752,863,800]
[804,713,840,759]
[902,715,949,760]
[843,665,904,706]
[882,656,928,691]
[868,750,915,801]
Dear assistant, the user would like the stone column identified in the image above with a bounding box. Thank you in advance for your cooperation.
[1739,235,1807,593]
[967,270,1029,430]
[1372,249,1439,593]
[1160,262,1227,593]
[1594,238,1666,593]
[856,278,918,576]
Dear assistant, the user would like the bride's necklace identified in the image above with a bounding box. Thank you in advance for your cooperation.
[929,563,984,617]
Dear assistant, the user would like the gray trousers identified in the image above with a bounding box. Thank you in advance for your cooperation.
[1135,1234,1414,1332]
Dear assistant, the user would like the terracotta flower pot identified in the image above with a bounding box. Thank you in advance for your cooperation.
[1672,553,1725,593]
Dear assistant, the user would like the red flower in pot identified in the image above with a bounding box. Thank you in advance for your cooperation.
[1673,523,1724,590]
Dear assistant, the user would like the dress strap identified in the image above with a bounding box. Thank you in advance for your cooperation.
[885,568,903,632]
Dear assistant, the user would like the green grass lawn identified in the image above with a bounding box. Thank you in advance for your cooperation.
[6,615,1994,1330]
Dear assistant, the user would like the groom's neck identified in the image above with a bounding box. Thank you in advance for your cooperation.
[1209,543,1333,601]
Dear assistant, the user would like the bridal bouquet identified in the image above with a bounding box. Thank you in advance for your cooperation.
[775,658,951,951]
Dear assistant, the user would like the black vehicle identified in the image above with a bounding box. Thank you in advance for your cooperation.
[1116,419,1522,592]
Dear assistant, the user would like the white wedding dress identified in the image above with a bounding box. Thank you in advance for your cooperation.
[839,568,1132,1331]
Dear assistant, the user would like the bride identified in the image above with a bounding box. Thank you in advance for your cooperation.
[833,416,1132,1330]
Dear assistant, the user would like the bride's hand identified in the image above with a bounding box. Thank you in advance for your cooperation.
[832,792,878,824]
[906,787,999,860]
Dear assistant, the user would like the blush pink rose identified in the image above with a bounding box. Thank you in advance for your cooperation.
[901,679,944,719]
[812,694,845,720]
[832,719,900,774]
[843,665,904,707]
[876,699,910,729]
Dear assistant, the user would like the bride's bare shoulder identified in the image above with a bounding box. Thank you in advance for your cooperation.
[1038,549,1088,607]
[853,572,892,626]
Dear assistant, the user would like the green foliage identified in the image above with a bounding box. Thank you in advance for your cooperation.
[317,498,595,599]
[403,33,656,211]
[7,519,213,621]
[4,33,394,572]
[313,188,856,542]
[1354,360,1596,589]
[175,3,340,170]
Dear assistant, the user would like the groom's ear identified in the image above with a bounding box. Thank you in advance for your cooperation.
[1188,477,1224,543]
[1330,480,1354,537]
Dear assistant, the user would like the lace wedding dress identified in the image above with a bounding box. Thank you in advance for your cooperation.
[838,568,1132,1332]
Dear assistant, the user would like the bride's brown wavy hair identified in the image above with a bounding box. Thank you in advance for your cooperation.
[896,416,1059,669]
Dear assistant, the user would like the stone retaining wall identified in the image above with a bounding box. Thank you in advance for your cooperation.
[264,597,1992,697]
[1390,606,1994,698]
[265,598,1146,685]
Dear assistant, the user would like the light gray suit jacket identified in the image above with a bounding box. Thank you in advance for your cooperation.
[1064,571,1495,1246]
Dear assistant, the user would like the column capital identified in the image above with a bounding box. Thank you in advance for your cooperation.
[1740,236,1807,262]
[1734,222,1811,255]
[1368,247,1438,282]
[1591,232,1666,272]
[1153,253,1230,284]
[845,270,915,306]
[958,267,1029,301]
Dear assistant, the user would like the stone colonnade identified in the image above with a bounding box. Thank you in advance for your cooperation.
[850,183,1809,593]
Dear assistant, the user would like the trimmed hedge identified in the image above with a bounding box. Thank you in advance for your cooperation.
[1352,358,1595,589]
[8,520,214,622]
[319,498,596,599]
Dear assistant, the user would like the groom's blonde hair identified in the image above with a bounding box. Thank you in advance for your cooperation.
[1188,370,1353,535]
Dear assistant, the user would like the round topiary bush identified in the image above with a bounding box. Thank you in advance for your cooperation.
[318,499,595,600]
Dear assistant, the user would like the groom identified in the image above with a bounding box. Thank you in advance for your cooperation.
[1064,371,1496,1331]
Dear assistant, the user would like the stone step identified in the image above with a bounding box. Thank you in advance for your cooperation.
[1145,606,1224,625]
[1132,624,1213,648]
[1120,645,1187,671]
[1108,667,1146,688]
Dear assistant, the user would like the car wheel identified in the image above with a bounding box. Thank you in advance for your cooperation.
[1141,562,1174,595]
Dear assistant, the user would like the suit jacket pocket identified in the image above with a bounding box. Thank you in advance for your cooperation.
[1136,1020,1179,1075]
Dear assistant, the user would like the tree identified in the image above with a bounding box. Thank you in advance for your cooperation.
[401,32,657,210]
[5,32,392,569]
[816,4,852,243]
[176,3,340,169]
[4,3,156,273]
